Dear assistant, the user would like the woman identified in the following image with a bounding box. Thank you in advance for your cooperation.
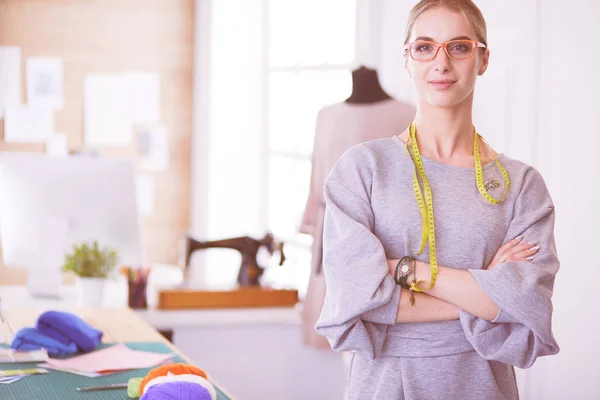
[315,1,560,399]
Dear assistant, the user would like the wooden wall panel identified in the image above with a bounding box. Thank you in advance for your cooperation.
[0,0,194,284]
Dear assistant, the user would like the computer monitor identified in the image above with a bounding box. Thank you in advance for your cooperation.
[0,153,144,274]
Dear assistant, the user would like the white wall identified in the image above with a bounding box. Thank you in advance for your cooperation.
[373,1,600,399]
[530,1,600,398]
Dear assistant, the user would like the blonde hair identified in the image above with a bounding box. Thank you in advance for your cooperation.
[404,0,488,46]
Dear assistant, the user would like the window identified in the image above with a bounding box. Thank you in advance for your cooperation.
[200,0,357,291]
[261,0,357,294]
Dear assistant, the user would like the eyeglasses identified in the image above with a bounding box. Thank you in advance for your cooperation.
[404,40,486,61]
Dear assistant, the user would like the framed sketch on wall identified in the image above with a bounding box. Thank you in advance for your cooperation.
[137,124,169,172]
[26,57,64,110]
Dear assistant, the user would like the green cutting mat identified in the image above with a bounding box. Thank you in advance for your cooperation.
[0,342,232,400]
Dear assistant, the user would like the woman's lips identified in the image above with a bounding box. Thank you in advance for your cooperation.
[429,80,456,90]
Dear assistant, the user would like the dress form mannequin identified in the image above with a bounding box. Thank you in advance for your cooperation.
[345,66,392,104]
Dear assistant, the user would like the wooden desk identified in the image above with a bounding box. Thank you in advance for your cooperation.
[0,307,235,399]
[0,285,347,400]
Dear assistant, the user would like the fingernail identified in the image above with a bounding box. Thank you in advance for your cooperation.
[515,235,524,242]
[528,241,538,246]
[526,256,535,261]
[531,246,540,251]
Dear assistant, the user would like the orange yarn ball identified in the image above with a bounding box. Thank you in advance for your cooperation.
[140,363,207,394]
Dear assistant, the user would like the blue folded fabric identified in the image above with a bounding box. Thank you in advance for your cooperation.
[36,311,103,352]
[10,327,78,357]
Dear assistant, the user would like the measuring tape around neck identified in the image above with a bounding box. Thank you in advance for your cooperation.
[474,132,511,203]
[404,123,510,292]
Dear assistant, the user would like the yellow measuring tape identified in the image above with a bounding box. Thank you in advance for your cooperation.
[474,130,511,204]
[404,123,510,292]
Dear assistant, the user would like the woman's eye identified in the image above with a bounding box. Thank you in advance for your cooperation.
[450,43,470,53]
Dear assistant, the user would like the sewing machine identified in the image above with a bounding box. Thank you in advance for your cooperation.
[158,233,297,310]
[180,232,285,287]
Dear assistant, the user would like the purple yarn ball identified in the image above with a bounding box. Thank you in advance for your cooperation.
[140,381,213,400]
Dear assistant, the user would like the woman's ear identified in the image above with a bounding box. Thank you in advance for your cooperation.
[478,49,490,76]
[404,55,412,78]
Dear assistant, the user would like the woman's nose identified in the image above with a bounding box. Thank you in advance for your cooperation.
[433,47,451,72]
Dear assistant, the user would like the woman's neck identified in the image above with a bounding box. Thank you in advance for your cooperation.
[412,98,475,162]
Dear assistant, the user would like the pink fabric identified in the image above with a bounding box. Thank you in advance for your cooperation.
[300,98,416,349]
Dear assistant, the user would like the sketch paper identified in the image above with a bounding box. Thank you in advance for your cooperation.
[0,46,21,119]
[26,57,64,109]
[84,74,131,146]
[135,174,154,215]
[125,72,160,123]
[138,125,169,171]
[45,133,68,156]
[4,104,54,143]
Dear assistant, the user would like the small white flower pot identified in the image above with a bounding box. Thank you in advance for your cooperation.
[75,277,106,308]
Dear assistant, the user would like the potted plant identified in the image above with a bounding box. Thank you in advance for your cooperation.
[62,241,119,307]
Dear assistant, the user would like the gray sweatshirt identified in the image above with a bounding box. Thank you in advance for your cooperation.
[315,136,560,399]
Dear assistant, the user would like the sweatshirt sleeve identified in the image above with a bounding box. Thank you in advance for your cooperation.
[315,151,401,359]
[459,167,560,369]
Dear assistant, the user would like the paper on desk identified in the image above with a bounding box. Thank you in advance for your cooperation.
[45,133,68,156]
[38,363,105,378]
[84,74,131,146]
[125,72,160,123]
[44,343,174,373]
[135,174,154,215]
[26,57,64,109]
[138,124,169,171]
[4,104,54,143]
[39,355,174,378]
[0,46,21,119]
[0,348,48,363]
[0,375,26,384]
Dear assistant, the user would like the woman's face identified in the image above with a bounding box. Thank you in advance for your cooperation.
[405,7,489,108]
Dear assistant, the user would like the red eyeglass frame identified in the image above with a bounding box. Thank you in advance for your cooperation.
[404,40,487,61]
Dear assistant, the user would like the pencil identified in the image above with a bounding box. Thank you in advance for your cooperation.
[76,382,128,391]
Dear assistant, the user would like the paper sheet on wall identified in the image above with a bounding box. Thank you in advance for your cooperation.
[138,125,169,171]
[0,46,21,119]
[26,57,64,109]
[4,104,54,143]
[135,174,154,215]
[46,133,68,156]
[84,74,131,146]
[125,72,160,123]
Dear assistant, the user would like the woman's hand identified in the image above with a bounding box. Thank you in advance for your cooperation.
[487,236,540,270]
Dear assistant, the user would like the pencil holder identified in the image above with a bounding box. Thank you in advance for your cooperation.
[128,281,148,309]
